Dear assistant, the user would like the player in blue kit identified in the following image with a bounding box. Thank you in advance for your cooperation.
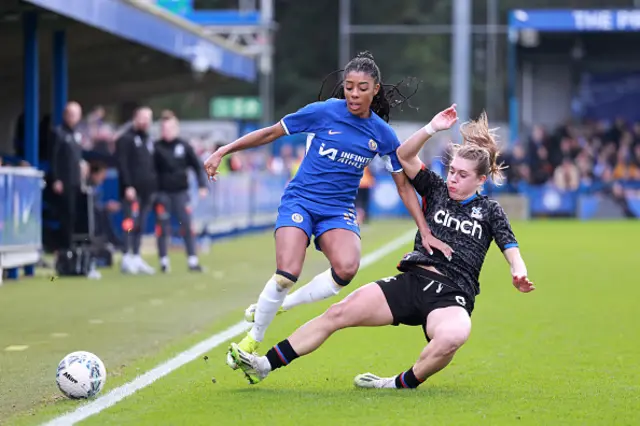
[203,51,451,367]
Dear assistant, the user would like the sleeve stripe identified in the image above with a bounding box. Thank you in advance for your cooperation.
[279,118,291,135]
[503,243,519,250]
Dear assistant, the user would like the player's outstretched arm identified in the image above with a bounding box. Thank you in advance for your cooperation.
[397,104,458,180]
[503,247,535,293]
[203,123,286,180]
[391,172,453,258]
[490,202,534,293]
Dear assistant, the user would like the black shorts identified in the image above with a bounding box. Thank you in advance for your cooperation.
[376,267,474,338]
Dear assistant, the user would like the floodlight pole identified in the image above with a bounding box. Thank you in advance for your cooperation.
[452,0,471,127]
[338,0,351,70]
[486,0,499,119]
[259,0,274,125]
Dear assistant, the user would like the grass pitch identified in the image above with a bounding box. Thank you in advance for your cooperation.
[2,220,639,425]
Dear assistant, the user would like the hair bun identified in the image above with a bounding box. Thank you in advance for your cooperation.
[356,51,375,61]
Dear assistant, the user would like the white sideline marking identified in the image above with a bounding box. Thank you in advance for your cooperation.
[5,345,29,352]
[43,228,416,426]
[50,333,69,339]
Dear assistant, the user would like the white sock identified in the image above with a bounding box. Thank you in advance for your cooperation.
[188,256,199,267]
[258,356,272,373]
[382,377,398,388]
[160,256,170,267]
[282,269,341,311]
[249,275,293,342]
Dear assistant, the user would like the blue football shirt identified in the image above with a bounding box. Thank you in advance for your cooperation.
[280,98,403,207]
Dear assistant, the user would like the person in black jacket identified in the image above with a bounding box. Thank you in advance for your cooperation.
[115,107,157,275]
[154,112,208,272]
[51,101,85,251]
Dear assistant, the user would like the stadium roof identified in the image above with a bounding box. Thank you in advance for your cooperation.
[22,0,256,82]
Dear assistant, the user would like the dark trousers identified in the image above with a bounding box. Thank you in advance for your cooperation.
[94,207,123,248]
[58,185,80,250]
[155,191,196,258]
[121,192,156,255]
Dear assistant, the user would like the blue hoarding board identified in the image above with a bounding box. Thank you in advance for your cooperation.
[510,9,640,32]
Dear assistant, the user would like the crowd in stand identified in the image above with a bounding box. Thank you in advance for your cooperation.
[498,119,640,195]
[5,106,639,222]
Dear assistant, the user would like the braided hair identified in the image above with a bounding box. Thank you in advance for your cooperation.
[318,51,419,123]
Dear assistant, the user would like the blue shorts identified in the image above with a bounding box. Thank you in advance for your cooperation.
[275,193,361,251]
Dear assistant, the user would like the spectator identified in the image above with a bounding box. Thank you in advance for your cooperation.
[575,151,594,187]
[154,112,207,273]
[632,122,640,146]
[87,162,122,249]
[633,144,640,178]
[553,157,580,191]
[529,145,554,185]
[503,143,530,188]
[356,166,375,225]
[115,106,157,275]
[290,145,306,178]
[50,101,85,252]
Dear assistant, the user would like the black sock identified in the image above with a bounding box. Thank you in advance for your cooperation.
[265,339,300,371]
[394,367,424,389]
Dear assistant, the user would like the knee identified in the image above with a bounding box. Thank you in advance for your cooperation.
[428,326,470,357]
[321,301,353,330]
[275,255,304,278]
[331,258,360,284]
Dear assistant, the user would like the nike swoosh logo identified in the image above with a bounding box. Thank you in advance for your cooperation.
[328,130,342,135]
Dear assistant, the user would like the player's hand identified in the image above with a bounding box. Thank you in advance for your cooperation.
[53,180,63,194]
[512,274,535,293]
[125,186,137,202]
[106,200,121,213]
[204,151,222,181]
[429,104,458,132]
[421,231,454,260]
[80,160,89,180]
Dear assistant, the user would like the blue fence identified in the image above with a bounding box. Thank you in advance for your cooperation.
[94,170,289,240]
[367,173,640,220]
[0,167,43,281]
[0,168,43,248]
[490,182,640,218]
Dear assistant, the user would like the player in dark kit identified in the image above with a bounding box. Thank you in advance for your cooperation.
[229,105,535,387]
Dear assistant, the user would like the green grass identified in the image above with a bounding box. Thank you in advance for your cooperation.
[0,220,411,425]
[3,220,640,425]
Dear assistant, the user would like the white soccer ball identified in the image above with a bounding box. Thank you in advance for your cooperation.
[56,351,107,399]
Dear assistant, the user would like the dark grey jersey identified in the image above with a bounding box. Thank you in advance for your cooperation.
[397,166,518,299]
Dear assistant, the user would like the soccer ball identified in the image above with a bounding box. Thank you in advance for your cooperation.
[56,351,107,399]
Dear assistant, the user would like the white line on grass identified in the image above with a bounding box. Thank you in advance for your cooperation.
[44,228,416,426]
